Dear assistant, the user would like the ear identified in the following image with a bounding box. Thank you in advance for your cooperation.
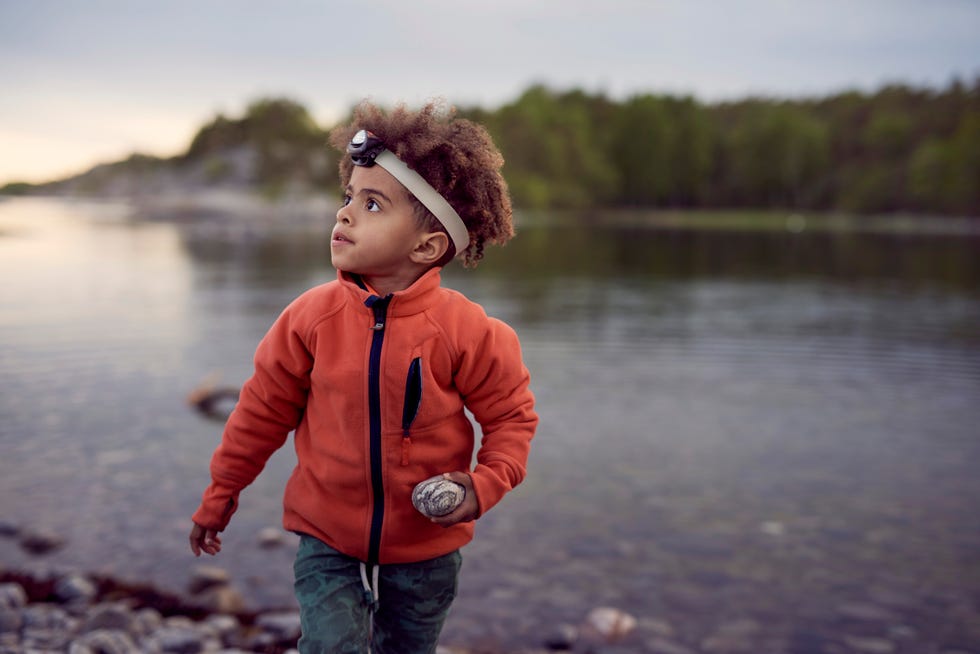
[410,231,450,266]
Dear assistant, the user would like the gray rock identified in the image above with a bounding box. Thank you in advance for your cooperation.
[134,607,163,636]
[257,527,286,548]
[837,602,896,623]
[55,574,99,604]
[149,625,205,654]
[843,635,896,653]
[71,628,140,654]
[188,565,230,594]
[255,610,302,641]
[22,603,77,650]
[0,608,23,634]
[203,614,239,641]
[646,638,697,654]
[542,622,577,649]
[412,476,465,517]
[82,603,139,635]
[194,585,245,614]
[19,528,66,555]
[0,583,27,610]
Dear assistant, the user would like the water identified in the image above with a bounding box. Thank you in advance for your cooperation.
[2,197,979,650]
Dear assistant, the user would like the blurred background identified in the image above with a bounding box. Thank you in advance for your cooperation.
[1,2,978,652]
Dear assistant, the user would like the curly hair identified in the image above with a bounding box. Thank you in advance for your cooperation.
[329,100,513,267]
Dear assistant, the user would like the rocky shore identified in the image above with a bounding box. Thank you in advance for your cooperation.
[0,567,644,654]
[2,513,980,653]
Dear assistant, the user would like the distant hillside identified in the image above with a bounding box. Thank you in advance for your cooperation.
[4,98,337,202]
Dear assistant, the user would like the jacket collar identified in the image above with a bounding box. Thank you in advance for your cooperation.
[337,267,444,317]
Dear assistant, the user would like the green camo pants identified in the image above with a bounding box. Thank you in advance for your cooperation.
[293,535,461,654]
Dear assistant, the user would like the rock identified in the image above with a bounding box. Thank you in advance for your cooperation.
[640,617,675,638]
[134,607,163,636]
[837,602,896,623]
[412,476,466,518]
[759,520,786,536]
[194,585,246,614]
[70,628,140,654]
[582,606,637,643]
[542,622,577,649]
[22,604,76,650]
[19,528,66,555]
[0,608,23,634]
[148,624,206,654]
[55,574,99,604]
[256,610,302,642]
[701,618,762,652]
[0,583,27,610]
[842,635,896,653]
[257,526,286,548]
[82,603,139,634]
[187,565,231,594]
[647,638,697,654]
[203,613,239,641]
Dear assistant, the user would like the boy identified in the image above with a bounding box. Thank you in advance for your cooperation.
[189,101,538,653]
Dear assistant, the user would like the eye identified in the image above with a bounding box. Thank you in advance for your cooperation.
[366,198,381,212]
[342,194,352,207]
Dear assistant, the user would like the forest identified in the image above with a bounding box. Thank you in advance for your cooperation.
[5,79,978,217]
[462,80,979,216]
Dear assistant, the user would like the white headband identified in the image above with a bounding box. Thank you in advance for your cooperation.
[374,150,469,256]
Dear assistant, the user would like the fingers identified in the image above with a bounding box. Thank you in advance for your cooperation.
[189,524,222,557]
[429,472,478,528]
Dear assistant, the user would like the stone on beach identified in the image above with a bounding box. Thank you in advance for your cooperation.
[187,565,231,594]
[18,528,66,555]
[582,606,637,643]
[257,526,287,548]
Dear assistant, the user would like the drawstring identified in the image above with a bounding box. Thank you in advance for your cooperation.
[359,561,380,612]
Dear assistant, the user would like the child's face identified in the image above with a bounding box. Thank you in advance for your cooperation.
[331,165,426,284]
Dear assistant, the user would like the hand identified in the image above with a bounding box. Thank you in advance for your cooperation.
[429,472,479,528]
[189,522,222,557]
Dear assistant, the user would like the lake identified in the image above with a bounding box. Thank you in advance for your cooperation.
[1,197,978,651]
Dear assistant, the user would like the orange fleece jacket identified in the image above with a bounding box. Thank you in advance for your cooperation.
[192,267,538,564]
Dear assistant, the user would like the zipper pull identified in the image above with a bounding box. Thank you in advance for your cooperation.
[401,434,412,466]
[365,294,391,331]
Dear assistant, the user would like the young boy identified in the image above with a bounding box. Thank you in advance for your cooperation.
[189,101,538,653]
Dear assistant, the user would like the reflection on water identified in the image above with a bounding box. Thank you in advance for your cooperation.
[1,197,978,650]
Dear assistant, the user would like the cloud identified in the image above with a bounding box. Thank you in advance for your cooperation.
[1,0,977,184]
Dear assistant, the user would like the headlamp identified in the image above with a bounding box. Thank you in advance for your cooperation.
[347,129,386,167]
[345,129,470,256]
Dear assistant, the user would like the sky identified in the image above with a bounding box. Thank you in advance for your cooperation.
[1,0,978,185]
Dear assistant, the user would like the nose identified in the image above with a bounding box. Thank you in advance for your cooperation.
[336,205,352,224]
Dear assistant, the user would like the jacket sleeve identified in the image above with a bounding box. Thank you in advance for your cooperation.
[454,317,538,517]
[191,299,314,530]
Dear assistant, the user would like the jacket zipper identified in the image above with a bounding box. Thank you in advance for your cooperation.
[365,294,391,567]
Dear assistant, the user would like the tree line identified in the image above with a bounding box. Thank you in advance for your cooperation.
[5,81,977,217]
[460,80,978,216]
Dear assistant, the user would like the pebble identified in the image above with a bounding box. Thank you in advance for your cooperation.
[18,528,66,555]
[55,573,99,604]
[187,565,231,594]
[583,606,637,642]
[0,584,27,610]
[255,611,302,642]
[843,634,896,653]
[257,526,287,548]
[647,637,697,654]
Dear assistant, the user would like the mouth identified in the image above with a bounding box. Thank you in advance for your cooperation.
[332,232,353,245]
